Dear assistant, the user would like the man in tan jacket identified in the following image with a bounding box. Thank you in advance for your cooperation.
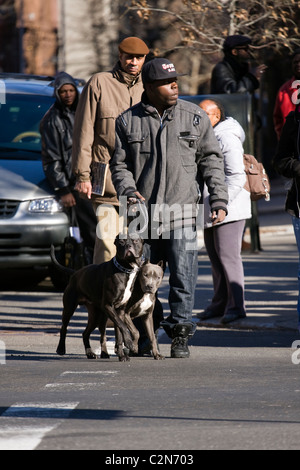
[72,37,149,263]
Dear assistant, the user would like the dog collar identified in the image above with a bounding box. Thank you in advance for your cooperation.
[113,256,139,274]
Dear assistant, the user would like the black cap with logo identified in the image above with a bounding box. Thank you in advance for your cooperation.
[142,58,185,84]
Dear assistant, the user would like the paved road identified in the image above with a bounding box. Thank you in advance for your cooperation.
[0,328,300,451]
[1,231,300,451]
[1,182,300,451]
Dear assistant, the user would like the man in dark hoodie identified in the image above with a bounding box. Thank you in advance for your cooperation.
[40,72,97,262]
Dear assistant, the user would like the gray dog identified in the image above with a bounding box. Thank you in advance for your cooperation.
[98,259,164,361]
[53,234,144,360]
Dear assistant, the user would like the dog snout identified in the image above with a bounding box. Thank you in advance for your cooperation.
[145,284,155,293]
[124,245,135,256]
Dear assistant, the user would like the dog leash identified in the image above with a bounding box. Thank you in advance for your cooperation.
[127,199,149,234]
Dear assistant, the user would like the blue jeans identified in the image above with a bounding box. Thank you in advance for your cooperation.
[292,216,300,329]
[144,225,198,336]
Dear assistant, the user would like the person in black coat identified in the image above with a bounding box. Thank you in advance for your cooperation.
[273,104,300,330]
[40,72,97,262]
[210,35,266,94]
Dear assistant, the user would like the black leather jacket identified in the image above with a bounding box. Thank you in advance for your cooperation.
[210,54,259,94]
[273,108,300,218]
[40,72,79,196]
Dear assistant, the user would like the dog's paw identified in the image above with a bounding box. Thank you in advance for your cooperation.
[153,353,165,360]
[85,348,96,359]
[100,351,110,359]
[119,354,130,362]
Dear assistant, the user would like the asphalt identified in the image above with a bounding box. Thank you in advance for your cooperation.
[195,176,300,333]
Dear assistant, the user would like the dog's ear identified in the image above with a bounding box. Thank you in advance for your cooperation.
[114,233,120,246]
[143,258,150,265]
[158,260,164,269]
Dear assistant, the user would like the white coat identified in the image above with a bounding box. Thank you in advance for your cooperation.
[203,116,251,228]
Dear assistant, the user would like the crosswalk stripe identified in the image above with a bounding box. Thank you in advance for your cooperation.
[44,382,103,389]
[0,402,79,450]
[60,370,118,375]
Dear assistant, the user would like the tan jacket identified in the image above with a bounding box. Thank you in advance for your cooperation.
[72,62,144,205]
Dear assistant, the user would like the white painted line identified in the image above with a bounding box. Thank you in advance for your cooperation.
[62,371,117,375]
[0,425,56,450]
[94,340,116,356]
[0,402,78,450]
[1,402,78,417]
[44,383,104,390]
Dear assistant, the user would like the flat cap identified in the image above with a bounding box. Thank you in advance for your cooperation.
[118,37,149,55]
[223,35,252,51]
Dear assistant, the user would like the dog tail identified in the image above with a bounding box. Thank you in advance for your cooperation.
[50,244,75,277]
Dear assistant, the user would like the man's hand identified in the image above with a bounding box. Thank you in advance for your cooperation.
[75,181,92,199]
[211,209,226,225]
[128,191,145,205]
[60,193,76,208]
[254,64,268,80]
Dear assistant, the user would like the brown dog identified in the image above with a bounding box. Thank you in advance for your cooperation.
[98,259,164,361]
[53,234,144,360]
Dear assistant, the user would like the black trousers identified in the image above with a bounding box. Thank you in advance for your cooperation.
[72,191,97,256]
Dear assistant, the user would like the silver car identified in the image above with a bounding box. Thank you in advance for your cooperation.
[0,74,71,275]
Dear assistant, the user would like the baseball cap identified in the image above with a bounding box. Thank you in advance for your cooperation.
[142,58,185,84]
[118,37,149,55]
[223,35,252,51]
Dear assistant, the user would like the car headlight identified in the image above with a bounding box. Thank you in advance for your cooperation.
[28,198,63,213]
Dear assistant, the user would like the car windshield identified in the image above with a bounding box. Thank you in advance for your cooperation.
[0,93,54,160]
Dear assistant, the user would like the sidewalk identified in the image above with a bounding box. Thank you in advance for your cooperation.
[194,177,299,333]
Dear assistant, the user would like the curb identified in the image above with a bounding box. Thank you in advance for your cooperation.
[196,318,298,333]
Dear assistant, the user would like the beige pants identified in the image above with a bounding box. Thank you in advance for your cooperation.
[93,203,123,264]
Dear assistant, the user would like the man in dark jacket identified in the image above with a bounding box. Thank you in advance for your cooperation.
[210,35,266,94]
[110,58,228,358]
[273,104,300,330]
[40,72,97,262]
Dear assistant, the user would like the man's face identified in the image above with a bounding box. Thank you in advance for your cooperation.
[231,45,251,63]
[58,84,77,107]
[147,78,179,112]
[119,52,146,76]
[292,54,300,79]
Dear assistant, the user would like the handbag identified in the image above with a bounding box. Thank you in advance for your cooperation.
[61,207,89,270]
[50,207,90,289]
[243,153,271,201]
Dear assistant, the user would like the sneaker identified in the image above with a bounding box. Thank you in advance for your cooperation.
[171,336,190,358]
[170,324,192,358]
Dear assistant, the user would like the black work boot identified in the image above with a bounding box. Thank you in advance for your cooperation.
[170,324,192,358]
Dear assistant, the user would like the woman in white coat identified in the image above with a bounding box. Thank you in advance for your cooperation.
[198,99,251,324]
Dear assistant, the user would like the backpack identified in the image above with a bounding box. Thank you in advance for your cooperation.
[243,153,271,201]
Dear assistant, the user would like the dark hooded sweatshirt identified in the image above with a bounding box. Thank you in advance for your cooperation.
[40,72,79,196]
